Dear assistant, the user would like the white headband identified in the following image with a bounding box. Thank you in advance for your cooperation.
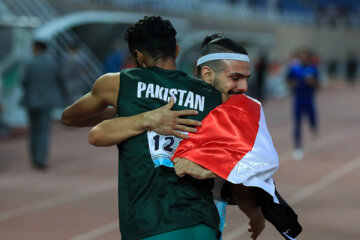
[197,53,250,66]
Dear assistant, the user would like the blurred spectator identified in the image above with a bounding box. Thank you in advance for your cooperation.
[254,50,269,102]
[61,44,89,103]
[286,48,319,161]
[21,41,67,170]
[345,52,358,85]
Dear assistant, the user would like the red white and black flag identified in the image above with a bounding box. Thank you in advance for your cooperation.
[172,94,279,202]
[172,94,302,239]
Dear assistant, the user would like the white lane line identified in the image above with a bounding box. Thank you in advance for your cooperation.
[288,155,360,204]
[0,178,117,221]
[69,220,119,240]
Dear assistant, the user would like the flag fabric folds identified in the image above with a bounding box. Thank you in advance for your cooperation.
[172,94,279,202]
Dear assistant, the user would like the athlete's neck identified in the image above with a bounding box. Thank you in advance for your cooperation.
[140,53,177,70]
[153,57,177,70]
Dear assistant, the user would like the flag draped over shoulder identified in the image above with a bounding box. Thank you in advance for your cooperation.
[172,94,279,202]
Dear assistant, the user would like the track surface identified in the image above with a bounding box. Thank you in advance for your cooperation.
[1,81,359,240]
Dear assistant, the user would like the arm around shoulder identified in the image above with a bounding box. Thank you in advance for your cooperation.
[88,98,202,147]
[88,112,152,146]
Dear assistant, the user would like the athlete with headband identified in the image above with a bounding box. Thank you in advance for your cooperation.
[173,34,302,240]
[195,34,267,240]
[173,34,268,240]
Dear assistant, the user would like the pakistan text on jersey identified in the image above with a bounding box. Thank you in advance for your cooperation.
[137,82,205,112]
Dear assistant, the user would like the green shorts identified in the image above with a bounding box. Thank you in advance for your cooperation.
[142,224,218,240]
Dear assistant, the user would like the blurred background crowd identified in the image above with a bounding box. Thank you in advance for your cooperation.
[0,0,358,135]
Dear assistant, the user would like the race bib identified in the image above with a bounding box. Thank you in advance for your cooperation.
[147,131,184,168]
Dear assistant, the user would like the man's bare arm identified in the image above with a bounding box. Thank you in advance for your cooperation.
[61,73,119,127]
[231,184,265,240]
[72,108,117,128]
[88,98,202,146]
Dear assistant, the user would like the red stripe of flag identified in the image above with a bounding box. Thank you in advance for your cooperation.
[172,94,261,179]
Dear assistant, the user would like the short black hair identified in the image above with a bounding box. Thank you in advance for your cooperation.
[200,34,248,55]
[201,33,223,49]
[125,16,177,59]
[197,34,248,77]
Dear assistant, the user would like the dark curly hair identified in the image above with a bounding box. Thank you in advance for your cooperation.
[197,34,248,77]
[125,16,177,60]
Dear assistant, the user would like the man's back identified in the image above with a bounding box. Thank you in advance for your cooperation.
[116,67,222,240]
[22,53,64,110]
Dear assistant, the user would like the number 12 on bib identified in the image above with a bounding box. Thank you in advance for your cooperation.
[147,131,185,168]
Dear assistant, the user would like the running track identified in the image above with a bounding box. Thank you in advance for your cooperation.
[1,81,359,240]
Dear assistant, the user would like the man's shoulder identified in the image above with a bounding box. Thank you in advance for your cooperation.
[95,72,120,93]
[99,72,120,83]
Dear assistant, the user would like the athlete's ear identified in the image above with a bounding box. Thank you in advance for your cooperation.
[133,49,146,67]
[201,66,215,85]
[174,45,180,59]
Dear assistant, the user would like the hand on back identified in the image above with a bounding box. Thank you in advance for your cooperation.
[172,158,216,180]
[145,98,202,139]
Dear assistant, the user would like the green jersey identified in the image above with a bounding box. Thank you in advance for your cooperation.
[116,66,222,240]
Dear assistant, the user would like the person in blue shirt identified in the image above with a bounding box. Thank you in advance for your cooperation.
[287,48,319,160]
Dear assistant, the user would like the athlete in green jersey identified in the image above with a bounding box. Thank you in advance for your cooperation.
[62,16,223,240]
[86,32,266,239]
